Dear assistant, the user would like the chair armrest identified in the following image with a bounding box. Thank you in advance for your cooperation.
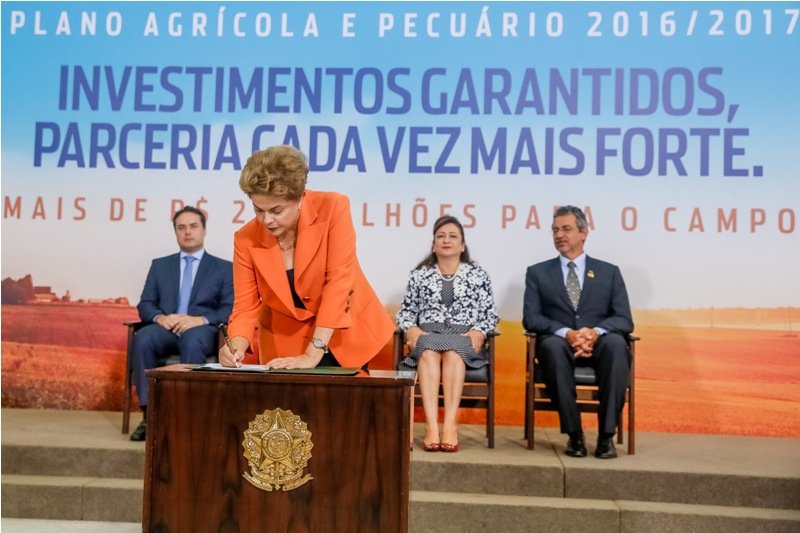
[483,330,498,373]
[124,321,148,335]
[627,334,639,358]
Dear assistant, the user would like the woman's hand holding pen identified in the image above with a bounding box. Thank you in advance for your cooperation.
[219,332,249,368]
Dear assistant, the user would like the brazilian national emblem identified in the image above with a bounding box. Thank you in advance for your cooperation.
[242,408,314,491]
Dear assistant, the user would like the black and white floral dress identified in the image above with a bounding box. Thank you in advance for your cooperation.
[396,262,499,368]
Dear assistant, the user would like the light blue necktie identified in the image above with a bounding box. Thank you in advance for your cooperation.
[177,256,196,315]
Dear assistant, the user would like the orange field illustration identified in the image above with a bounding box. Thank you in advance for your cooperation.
[484,321,800,438]
[2,304,138,410]
[2,304,799,438]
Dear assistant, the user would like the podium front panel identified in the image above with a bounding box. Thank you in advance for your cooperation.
[142,366,414,533]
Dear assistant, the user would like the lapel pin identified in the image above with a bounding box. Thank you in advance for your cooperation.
[587,270,595,279]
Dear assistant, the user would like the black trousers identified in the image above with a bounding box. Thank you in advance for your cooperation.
[537,333,630,435]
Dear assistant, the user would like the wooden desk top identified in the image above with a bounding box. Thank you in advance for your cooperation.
[147,364,416,388]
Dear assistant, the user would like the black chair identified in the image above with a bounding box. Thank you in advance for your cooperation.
[393,328,497,448]
[523,331,638,454]
[121,320,222,434]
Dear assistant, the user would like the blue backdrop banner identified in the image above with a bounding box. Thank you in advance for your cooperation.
[3,2,799,315]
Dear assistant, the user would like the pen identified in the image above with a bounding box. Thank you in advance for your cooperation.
[218,323,241,367]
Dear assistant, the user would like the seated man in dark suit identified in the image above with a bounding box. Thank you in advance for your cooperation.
[522,205,633,459]
[130,206,233,441]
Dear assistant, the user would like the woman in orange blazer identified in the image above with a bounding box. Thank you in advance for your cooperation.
[219,145,394,369]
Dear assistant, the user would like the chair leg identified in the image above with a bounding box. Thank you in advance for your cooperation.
[525,375,535,450]
[487,385,495,449]
[525,337,535,449]
[122,325,136,434]
[122,367,131,434]
[628,391,636,455]
[628,336,636,455]
[524,374,531,446]
[527,404,535,450]
[524,388,530,440]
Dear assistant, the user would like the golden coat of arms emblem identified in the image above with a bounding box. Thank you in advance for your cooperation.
[242,408,314,491]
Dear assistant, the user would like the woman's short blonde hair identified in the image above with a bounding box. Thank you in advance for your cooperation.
[239,145,308,199]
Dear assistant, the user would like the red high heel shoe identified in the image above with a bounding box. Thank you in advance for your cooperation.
[422,441,441,452]
[440,442,459,453]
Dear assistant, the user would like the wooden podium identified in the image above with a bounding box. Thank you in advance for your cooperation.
[142,365,415,533]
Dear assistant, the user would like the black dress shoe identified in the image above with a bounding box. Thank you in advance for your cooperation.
[565,432,587,457]
[130,420,147,442]
[595,435,618,459]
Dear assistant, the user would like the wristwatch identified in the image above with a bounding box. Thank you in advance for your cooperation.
[311,337,329,353]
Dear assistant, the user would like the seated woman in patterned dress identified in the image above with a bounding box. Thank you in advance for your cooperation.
[396,215,499,452]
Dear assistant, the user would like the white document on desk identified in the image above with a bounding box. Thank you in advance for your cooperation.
[196,363,268,372]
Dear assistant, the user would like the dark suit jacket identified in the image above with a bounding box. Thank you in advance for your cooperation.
[137,252,234,327]
[522,256,633,336]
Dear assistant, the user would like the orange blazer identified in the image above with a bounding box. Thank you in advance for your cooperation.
[227,190,394,368]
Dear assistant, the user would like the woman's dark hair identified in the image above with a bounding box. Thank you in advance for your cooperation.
[416,215,472,269]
